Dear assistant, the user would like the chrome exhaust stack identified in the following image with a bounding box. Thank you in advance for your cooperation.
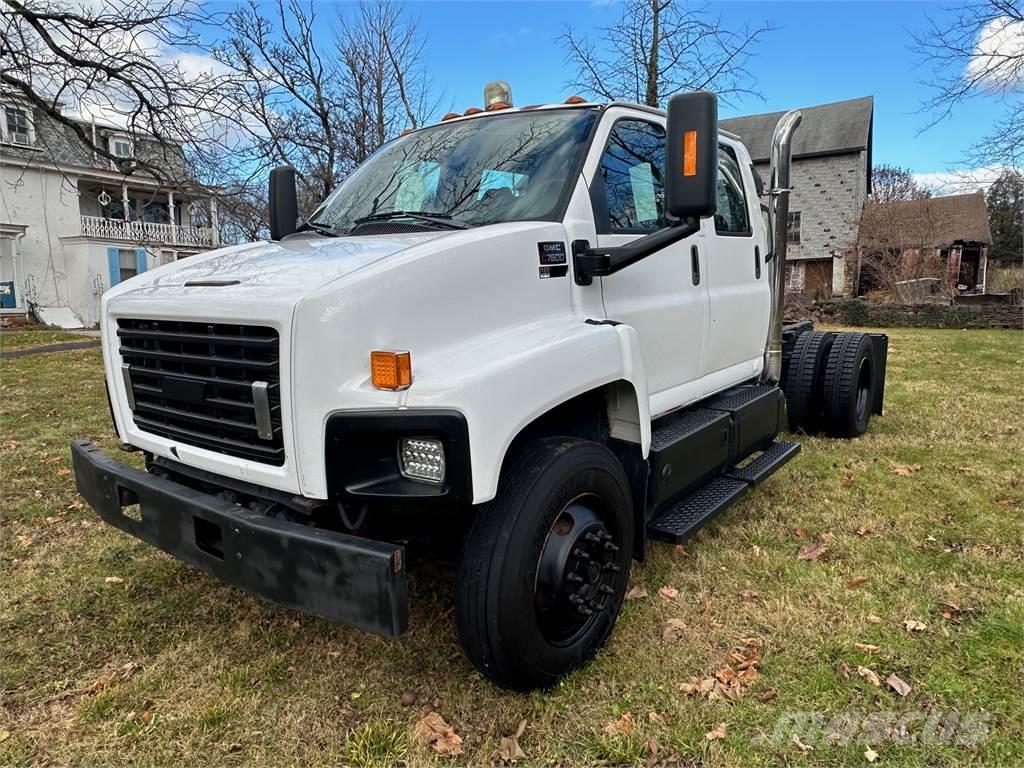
[762,109,802,383]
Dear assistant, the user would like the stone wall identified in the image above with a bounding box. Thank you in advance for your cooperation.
[803,299,1022,330]
[755,150,868,297]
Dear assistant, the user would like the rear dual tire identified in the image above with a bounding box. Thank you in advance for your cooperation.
[455,437,633,691]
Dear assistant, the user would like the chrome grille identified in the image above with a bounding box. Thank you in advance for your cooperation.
[117,318,285,465]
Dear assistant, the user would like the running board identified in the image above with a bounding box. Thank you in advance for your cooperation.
[647,440,801,544]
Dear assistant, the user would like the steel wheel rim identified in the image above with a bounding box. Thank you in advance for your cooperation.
[534,494,622,646]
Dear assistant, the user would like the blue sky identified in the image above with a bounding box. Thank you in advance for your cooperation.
[207,1,1006,186]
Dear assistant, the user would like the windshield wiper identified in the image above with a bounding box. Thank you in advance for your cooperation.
[297,219,339,237]
[351,211,469,230]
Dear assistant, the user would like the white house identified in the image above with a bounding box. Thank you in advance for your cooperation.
[0,94,220,326]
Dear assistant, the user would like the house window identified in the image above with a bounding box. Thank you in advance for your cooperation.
[118,248,138,281]
[787,211,801,244]
[3,105,33,146]
[111,138,132,157]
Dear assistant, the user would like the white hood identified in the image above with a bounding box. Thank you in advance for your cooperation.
[140,231,449,295]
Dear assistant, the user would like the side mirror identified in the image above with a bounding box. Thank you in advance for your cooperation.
[269,166,298,241]
[664,91,718,220]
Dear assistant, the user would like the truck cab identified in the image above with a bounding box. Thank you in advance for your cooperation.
[72,87,886,691]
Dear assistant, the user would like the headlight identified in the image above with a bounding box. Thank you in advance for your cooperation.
[398,438,445,484]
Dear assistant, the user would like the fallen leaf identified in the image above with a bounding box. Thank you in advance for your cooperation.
[857,666,881,687]
[662,618,687,641]
[794,527,808,539]
[847,576,869,589]
[755,688,778,702]
[865,746,879,762]
[647,711,668,726]
[889,463,922,477]
[738,589,759,602]
[673,544,688,557]
[791,732,813,753]
[678,677,716,697]
[399,690,417,707]
[413,712,463,756]
[76,661,140,697]
[57,467,71,477]
[751,545,763,557]
[497,719,527,763]
[867,614,882,624]
[0,730,9,743]
[886,674,912,697]
[104,576,124,584]
[993,498,1018,507]
[645,735,659,768]
[797,542,830,561]
[903,619,927,632]
[704,722,727,741]
[854,643,881,654]
[658,586,679,601]
[625,585,648,600]
[957,466,975,474]
[602,712,636,737]
[855,526,872,536]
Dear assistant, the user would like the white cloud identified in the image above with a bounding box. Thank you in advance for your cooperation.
[968,15,1024,88]
[912,165,1006,195]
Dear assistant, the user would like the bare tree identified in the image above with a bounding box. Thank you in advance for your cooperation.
[337,0,434,166]
[872,165,933,203]
[0,0,226,181]
[559,0,773,108]
[913,0,1024,167]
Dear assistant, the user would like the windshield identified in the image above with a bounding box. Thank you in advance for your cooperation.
[308,108,598,233]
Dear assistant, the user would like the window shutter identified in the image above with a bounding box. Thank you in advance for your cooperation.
[136,248,148,274]
[107,247,121,285]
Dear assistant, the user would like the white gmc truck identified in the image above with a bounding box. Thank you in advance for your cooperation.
[72,85,887,691]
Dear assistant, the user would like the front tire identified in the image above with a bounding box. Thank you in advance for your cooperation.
[455,437,633,691]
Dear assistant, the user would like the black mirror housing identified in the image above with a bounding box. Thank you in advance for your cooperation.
[664,91,718,220]
[269,166,298,241]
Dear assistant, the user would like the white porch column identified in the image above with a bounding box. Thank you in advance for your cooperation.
[168,190,177,245]
[121,183,130,221]
[209,198,220,246]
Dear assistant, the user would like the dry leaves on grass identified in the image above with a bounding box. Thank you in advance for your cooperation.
[680,638,763,703]
[796,542,830,561]
[854,643,881,654]
[889,463,922,477]
[625,585,648,600]
[791,732,814,753]
[886,674,912,697]
[602,712,636,737]
[496,720,527,763]
[903,619,927,632]
[658,586,679,601]
[737,590,759,602]
[704,723,727,741]
[59,661,140,700]
[662,618,687,641]
[413,712,463,756]
[865,746,880,762]
[857,666,881,687]
[847,576,869,589]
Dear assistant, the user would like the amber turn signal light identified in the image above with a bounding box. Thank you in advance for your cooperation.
[683,130,697,177]
[370,350,412,390]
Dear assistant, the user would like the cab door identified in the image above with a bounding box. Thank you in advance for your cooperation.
[700,142,770,390]
[583,112,708,413]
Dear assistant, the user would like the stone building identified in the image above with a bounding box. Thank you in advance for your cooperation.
[722,96,874,298]
[0,93,219,326]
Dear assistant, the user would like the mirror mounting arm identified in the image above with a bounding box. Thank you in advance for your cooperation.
[572,217,700,286]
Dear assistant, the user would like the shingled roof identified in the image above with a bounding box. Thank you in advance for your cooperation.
[720,96,874,164]
[858,191,993,248]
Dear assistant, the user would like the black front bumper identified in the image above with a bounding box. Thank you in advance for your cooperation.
[71,440,408,636]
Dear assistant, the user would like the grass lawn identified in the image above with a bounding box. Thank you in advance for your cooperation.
[0,329,90,352]
[1,327,1022,766]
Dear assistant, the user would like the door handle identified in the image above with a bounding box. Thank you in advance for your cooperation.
[691,245,700,285]
[754,246,761,279]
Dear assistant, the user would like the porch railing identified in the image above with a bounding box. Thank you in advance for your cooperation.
[80,215,216,247]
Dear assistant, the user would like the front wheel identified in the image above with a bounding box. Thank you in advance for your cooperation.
[455,437,633,691]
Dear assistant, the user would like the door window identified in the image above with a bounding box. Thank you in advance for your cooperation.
[597,120,666,232]
[714,146,751,235]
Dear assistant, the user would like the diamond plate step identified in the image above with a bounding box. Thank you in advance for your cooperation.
[647,477,749,544]
[727,440,801,485]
